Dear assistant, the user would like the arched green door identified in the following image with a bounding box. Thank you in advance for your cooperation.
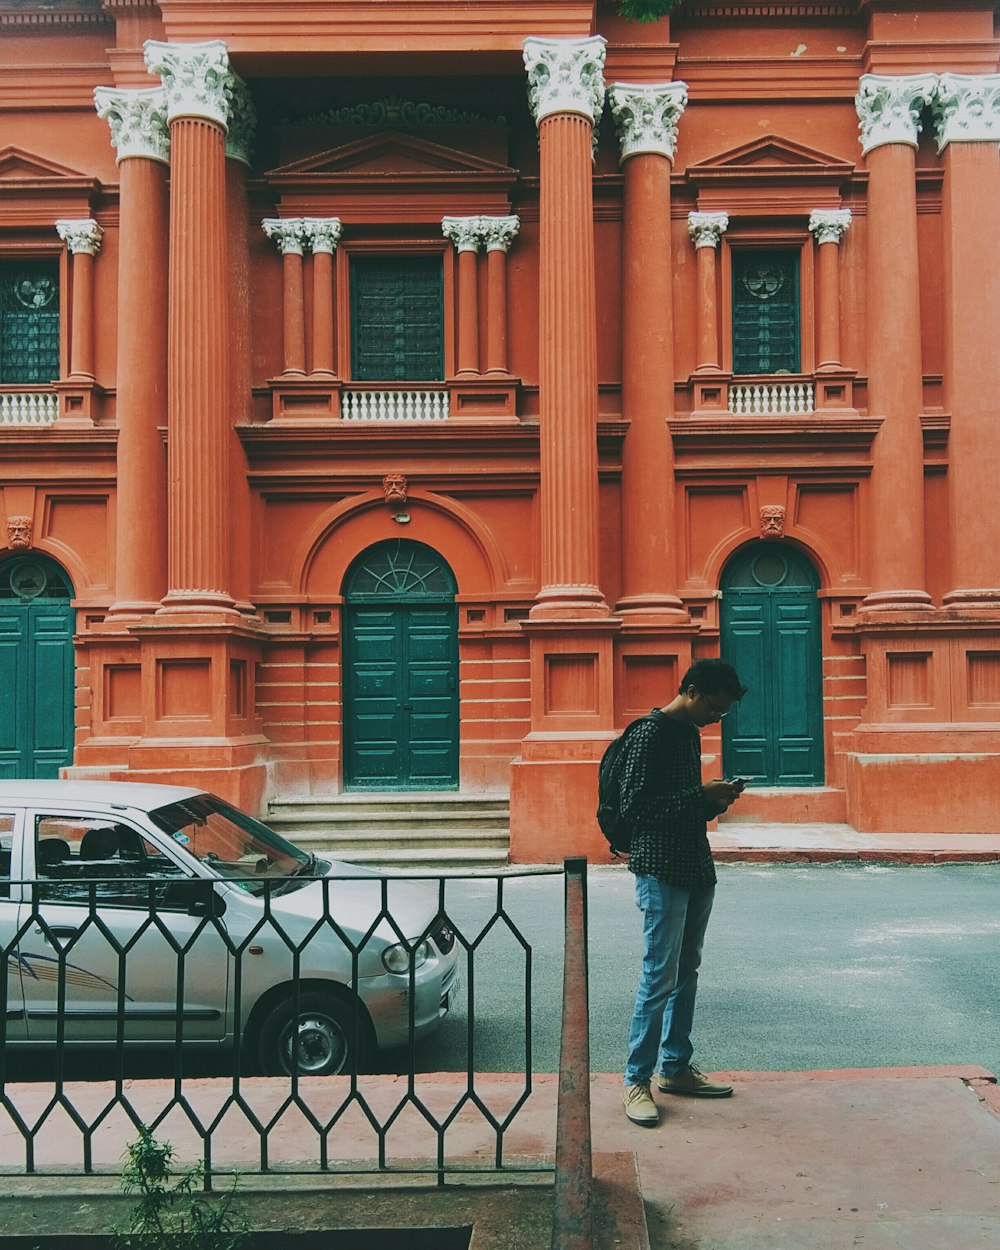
[343,540,459,790]
[720,544,823,785]
[0,556,75,779]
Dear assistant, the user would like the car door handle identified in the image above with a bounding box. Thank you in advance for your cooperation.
[34,925,80,940]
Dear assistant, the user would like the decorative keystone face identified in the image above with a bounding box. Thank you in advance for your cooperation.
[523,36,607,129]
[303,219,343,254]
[383,473,408,505]
[441,217,483,253]
[94,86,170,165]
[6,515,32,550]
[808,209,852,246]
[687,211,729,249]
[759,505,786,539]
[144,39,233,130]
[933,73,1000,151]
[856,73,937,155]
[55,219,103,255]
[225,76,257,165]
[480,216,520,253]
[609,81,688,162]
[261,218,309,256]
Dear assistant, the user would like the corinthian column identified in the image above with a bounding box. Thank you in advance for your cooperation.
[808,209,851,370]
[524,35,609,617]
[262,218,309,375]
[145,38,236,613]
[609,81,688,620]
[933,73,1000,606]
[55,219,103,381]
[304,218,343,375]
[856,73,936,611]
[442,216,482,376]
[687,212,728,372]
[94,86,170,617]
[481,216,519,374]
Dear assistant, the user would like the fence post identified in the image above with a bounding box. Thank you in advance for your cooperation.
[551,856,593,1250]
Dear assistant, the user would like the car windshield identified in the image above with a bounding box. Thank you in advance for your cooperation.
[148,794,314,895]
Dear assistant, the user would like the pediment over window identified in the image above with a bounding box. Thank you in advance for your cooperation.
[687,135,854,215]
[265,131,517,224]
[0,146,99,226]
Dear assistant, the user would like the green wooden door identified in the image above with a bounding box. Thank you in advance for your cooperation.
[0,558,75,779]
[344,541,458,790]
[720,544,823,785]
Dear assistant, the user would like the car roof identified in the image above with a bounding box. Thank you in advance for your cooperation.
[0,780,206,813]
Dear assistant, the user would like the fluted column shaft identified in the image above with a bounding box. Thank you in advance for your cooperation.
[283,249,306,374]
[695,246,719,370]
[227,157,254,612]
[485,247,508,374]
[312,249,335,374]
[809,209,851,371]
[56,220,103,381]
[456,246,480,375]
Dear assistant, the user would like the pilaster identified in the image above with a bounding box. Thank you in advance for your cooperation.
[262,218,309,375]
[55,218,102,383]
[304,218,342,376]
[442,216,482,377]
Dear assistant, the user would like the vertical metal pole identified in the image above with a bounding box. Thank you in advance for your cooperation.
[551,857,592,1250]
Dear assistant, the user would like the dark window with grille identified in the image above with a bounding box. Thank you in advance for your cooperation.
[731,250,800,375]
[350,255,444,382]
[1,261,60,384]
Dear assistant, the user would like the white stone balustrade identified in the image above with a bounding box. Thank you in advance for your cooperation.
[0,391,60,425]
[728,382,815,415]
[341,389,449,421]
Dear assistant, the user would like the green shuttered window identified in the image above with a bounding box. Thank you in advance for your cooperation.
[731,250,800,375]
[350,255,444,382]
[1,262,60,385]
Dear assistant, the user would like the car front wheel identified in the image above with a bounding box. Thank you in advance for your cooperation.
[254,991,371,1076]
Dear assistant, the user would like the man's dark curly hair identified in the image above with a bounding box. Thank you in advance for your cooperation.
[680,658,747,701]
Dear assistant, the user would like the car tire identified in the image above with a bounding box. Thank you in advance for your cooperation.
[254,990,371,1077]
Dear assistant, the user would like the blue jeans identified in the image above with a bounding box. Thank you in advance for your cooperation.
[624,875,716,1087]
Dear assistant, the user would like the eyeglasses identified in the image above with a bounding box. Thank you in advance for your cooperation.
[700,692,732,719]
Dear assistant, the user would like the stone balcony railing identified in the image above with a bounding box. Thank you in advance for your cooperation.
[0,388,59,426]
[728,381,816,415]
[341,387,449,421]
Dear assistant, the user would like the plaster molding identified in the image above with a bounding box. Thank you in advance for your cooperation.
[523,36,607,129]
[480,215,520,253]
[55,218,103,255]
[225,75,257,165]
[856,73,936,155]
[442,216,484,253]
[262,218,309,256]
[303,218,343,254]
[808,208,852,245]
[608,80,688,162]
[933,73,1000,151]
[143,39,232,131]
[93,86,170,165]
[687,211,729,249]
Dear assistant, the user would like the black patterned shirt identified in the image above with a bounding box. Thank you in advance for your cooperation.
[619,710,717,889]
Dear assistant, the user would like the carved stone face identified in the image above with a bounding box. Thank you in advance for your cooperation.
[7,515,32,550]
[759,505,786,539]
[383,473,408,506]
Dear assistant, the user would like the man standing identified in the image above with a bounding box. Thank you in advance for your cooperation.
[620,658,747,1127]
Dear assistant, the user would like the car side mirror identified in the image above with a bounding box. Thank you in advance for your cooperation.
[164,878,227,918]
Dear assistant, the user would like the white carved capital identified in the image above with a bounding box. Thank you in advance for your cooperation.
[856,73,936,155]
[480,215,520,253]
[442,216,483,253]
[225,75,256,165]
[687,211,729,249]
[933,73,1000,151]
[808,208,852,246]
[523,36,607,129]
[262,218,309,256]
[55,218,103,256]
[94,86,170,165]
[144,39,232,130]
[303,218,343,254]
[609,80,688,161]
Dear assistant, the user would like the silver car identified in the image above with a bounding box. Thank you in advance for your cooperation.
[0,781,459,1075]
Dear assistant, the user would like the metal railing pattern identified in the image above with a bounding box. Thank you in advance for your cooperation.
[0,868,561,1185]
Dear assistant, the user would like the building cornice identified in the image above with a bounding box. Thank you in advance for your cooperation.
[0,1,111,29]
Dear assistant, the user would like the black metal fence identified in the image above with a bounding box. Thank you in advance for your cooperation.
[1,865,568,1185]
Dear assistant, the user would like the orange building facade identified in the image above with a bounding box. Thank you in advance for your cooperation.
[2,0,1000,858]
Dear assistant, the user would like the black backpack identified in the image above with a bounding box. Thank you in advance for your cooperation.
[596,709,665,858]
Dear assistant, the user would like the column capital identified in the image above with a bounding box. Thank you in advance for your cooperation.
[94,86,170,165]
[608,80,688,162]
[481,215,520,253]
[932,73,1000,151]
[808,208,852,245]
[55,218,103,255]
[442,216,483,253]
[303,218,343,254]
[225,75,257,165]
[144,39,232,130]
[523,36,607,129]
[687,211,729,249]
[856,73,936,155]
[262,218,309,256]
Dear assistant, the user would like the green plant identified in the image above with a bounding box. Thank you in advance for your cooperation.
[617,0,686,20]
[114,1126,251,1250]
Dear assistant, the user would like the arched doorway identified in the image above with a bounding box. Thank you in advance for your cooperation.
[720,543,824,785]
[0,554,75,778]
[343,539,459,790]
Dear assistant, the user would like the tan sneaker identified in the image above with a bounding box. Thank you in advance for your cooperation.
[657,1065,733,1098]
[623,1081,659,1126]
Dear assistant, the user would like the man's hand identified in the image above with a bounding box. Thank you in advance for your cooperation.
[703,778,745,811]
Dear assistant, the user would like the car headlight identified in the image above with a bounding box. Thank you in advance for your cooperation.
[382,939,431,975]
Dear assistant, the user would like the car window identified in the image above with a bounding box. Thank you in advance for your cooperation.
[0,813,13,899]
[33,815,190,908]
